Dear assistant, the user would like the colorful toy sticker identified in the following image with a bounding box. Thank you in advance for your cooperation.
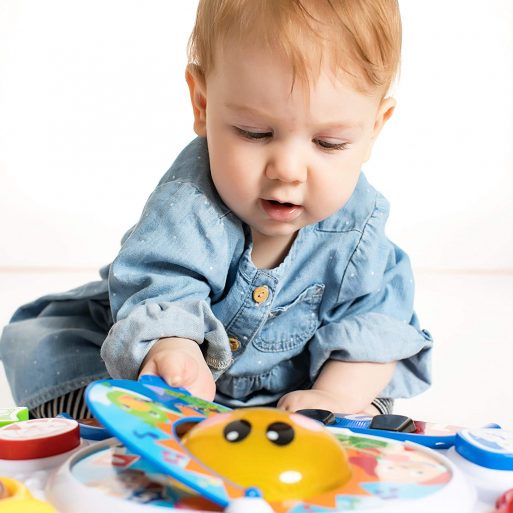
[85,378,457,512]
[71,442,221,510]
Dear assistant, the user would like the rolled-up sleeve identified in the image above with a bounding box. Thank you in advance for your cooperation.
[101,181,235,379]
[309,196,433,398]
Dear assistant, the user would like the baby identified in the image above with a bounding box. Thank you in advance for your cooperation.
[0,0,432,418]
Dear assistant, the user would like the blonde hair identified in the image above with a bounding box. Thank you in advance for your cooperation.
[188,0,402,95]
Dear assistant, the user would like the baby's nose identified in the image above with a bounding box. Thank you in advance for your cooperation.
[265,151,306,183]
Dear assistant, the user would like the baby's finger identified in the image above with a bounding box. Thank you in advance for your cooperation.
[277,394,291,410]
[138,358,158,378]
[159,353,199,389]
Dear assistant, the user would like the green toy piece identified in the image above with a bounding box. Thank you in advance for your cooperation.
[0,407,29,427]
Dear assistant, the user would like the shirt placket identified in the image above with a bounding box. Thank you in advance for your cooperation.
[225,270,277,358]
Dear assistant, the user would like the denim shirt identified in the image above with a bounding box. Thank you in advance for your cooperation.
[102,137,432,407]
[0,137,432,409]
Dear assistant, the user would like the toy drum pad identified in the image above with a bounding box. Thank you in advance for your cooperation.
[0,418,80,460]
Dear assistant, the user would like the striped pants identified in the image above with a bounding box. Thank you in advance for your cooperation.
[30,388,394,419]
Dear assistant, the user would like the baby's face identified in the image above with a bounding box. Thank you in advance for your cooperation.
[189,42,393,247]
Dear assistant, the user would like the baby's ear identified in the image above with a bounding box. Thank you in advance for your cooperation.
[373,97,396,138]
[363,97,396,162]
[185,64,207,136]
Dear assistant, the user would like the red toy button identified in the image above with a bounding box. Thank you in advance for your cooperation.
[0,418,80,460]
[495,488,513,513]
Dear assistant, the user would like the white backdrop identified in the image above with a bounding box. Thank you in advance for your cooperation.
[1,0,512,271]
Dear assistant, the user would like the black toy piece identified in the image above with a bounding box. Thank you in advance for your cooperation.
[369,414,416,433]
[296,409,336,426]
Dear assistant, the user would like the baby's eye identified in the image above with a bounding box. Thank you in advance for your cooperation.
[314,138,349,151]
[235,127,273,140]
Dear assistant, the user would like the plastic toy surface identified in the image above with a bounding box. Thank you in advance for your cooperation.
[330,412,468,449]
[3,376,512,512]
[182,407,352,500]
[0,417,80,460]
[0,407,29,427]
[78,376,475,512]
[0,476,57,512]
[448,428,513,503]
[494,488,513,513]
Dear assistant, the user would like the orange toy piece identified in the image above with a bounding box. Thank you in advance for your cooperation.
[182,407,352,502]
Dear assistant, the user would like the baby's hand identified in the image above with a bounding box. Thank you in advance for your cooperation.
[139,337,216,401]
[277,389,379,416]
[277,389,341,412]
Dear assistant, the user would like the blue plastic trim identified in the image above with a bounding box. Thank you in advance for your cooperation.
[455,429,513,470]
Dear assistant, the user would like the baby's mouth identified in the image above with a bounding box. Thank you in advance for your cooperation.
[268,200,296,208]
[260,199,304,222]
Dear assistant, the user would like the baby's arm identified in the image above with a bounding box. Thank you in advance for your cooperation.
[139,337,216,401]
[277,359,396,415]
[101,175,236,384]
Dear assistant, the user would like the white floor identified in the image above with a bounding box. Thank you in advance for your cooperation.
[1,269,512,430]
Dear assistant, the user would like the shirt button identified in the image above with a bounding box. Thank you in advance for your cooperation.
[252,286,269,304]
[229,337,241,352]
